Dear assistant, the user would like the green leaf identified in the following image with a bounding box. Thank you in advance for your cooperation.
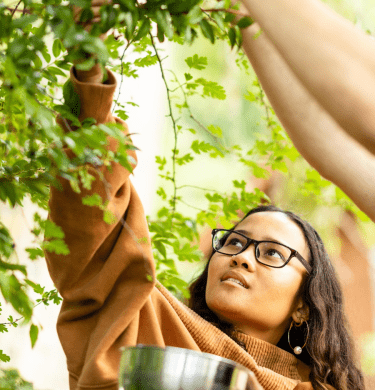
[118,0,137,11]
[135,18,151,41]
[236,16,254,29]
[52,39,62,58]
[25,247,45,261]
[25,279,45,295]
[240,159,270,178]
[184,25,193,44]
[70,0,91,7]
[176,153,194,166]
[104,209,116,225]
[187,5,203,24]
[212,11,225,30]
[185,54,207,70]
[207,125,223,138]
[191,140,214,154]
[199,19,215,44]
[0,274,33,320]
[155,9,174,40]
[153,240,167,259]
[47,66,67,77]
[62,80,81,117]
[0,259,27,276]
[0,324,8,333]
[228,27,236,49]
[123,11,136,40]
[205,193,223,202]
[78,8,94,23]
[157,24,165,43]
[0,350,10,363]
[42,239,70,255]
[134,54,157,67]
[196,78,226,100]
[224,12,236,24]
[168,0,201,14]
[12,14,38,29]
[244,90,257,102]
[0,181,18,208]
[157,187,167,200]
[29,324,39,348]
[155,156,167,170]
[44,219,65,239]
[40,46,51,63]
[82,194,103,207]
[75,56,96,71]
[233,180,246,189]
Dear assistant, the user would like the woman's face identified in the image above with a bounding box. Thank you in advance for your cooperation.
[205,211,311,345]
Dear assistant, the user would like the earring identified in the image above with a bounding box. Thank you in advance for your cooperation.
[288,319,309,355]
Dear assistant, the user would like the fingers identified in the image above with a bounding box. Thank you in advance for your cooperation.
[73,0,112,23]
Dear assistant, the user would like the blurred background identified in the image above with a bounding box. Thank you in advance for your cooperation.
[1,0,375,388]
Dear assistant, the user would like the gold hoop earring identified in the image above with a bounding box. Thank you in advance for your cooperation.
[288,319,309,355]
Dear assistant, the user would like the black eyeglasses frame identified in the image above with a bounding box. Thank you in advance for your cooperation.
[211,228,312,274]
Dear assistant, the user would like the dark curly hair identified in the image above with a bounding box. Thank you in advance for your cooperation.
[187,205,365,390]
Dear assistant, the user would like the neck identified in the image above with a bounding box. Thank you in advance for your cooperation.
[232,323,286,346]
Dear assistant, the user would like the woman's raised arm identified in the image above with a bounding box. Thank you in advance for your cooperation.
[45,1,155,323]
[238,22,375,222]
[239,0,375,155]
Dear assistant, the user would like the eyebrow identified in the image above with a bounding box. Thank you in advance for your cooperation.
[234,229,289,247]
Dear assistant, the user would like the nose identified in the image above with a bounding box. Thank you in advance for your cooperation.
[230,247,256,272]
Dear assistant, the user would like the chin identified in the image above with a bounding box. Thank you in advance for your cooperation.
[207,298,241,322]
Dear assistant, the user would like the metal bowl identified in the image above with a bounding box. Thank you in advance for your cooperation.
[118,344,253,390]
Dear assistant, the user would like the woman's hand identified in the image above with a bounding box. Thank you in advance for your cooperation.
[246,372,264,390]
[71,0,112,82]
[72,0,112,40]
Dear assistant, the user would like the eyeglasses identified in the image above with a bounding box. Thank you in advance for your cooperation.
[211,229,312,274]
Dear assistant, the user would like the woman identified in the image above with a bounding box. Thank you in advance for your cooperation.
[188,205,364,390]
[47,1,368,390]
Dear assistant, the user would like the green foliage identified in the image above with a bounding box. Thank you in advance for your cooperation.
[0,368,36,389]
[0,0,252,365]
[0,1,371,384]
[185,54,207,70]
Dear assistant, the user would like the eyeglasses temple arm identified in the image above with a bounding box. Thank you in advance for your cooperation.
[296,252,312,274]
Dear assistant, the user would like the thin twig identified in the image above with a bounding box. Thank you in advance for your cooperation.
[112,38,134,115]
[166,69,225,152]
[10,0,22,17]
[178,199,206,212]
[40,54,67,72]
[0,297,50,327]
[6,7,32,15]
[200,8,250,18]
[177,184,217,192]
[36,85,64,103]
[256,78,273,126]
[150,34,178,229]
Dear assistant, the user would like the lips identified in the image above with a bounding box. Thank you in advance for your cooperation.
[221,270,249,289]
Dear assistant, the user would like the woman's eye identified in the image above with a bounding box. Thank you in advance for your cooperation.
[267,249,284,259]
[227,239,243,247]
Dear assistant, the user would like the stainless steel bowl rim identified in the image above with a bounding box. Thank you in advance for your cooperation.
[119,344,252,375]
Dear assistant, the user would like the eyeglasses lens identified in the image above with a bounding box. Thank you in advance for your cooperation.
[213,230,291,267]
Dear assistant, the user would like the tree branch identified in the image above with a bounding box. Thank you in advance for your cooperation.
[150,34,178,229]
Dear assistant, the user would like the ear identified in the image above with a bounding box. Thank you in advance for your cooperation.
[292,297,310,323]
